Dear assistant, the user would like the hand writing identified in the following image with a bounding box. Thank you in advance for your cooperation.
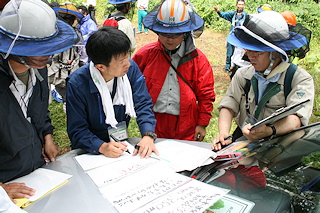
[212,133,232,151]
[99,141,128,158]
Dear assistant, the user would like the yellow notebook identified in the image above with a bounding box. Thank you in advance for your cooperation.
[6,168,72,208]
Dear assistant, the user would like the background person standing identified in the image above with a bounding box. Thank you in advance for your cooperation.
[106,0,137,56]
[136,0,148,34]
[77,5,98,45]
[213,0,247,73]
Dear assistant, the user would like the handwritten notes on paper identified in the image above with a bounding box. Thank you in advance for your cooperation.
[100,163,228,213]
[134,184,227,213]
[87,156,160,187]
[74,151,132,171]
[74,139,229,213]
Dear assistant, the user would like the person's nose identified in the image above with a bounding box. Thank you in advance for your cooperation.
[125,60,131,69]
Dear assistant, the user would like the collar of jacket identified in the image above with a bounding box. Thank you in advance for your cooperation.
[80,14,91,24]
[0,55,14,92]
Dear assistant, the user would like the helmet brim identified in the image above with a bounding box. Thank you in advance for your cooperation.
[227,27,308,52]
[143,11,204,34]
[0,20,78,56]
[53,7,84,18]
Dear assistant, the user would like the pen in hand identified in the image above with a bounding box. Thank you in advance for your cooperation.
[223,135,233,141]
[110,134,131,154]
[214,135,233,150]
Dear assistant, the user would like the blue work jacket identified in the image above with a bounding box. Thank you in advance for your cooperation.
[217,10,247,31]
[66,60,156,154]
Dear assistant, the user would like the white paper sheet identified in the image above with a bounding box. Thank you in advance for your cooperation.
[99,163,228,213]
[133,183,229,213]
[75,140,215,172]
[155,140,216,171]
[7,168,72,202]
[74,150,132,171]
[86,156,161,187]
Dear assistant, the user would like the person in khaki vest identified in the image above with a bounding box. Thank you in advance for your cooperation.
[209,10,313,197]
[212,11,314,150]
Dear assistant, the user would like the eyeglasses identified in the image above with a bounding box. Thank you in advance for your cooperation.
[245,50,266,58]
[158,33,184,39]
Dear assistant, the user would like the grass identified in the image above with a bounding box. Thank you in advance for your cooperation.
[48,101,70,156]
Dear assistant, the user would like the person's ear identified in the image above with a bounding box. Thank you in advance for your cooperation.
[95,64,107,72]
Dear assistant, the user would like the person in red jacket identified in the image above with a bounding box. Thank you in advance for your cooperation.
[133,0,215,141]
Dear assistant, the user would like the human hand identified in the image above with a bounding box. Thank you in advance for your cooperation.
[133,136,159,159]
[194,125,206,141]
[99,141,128,158]
[43,134,58,163]
[212,133,232,151]
[0,182,35,203]
[242,124,271,141]
[213,6,219,12]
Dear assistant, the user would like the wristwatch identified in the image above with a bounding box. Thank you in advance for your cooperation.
[266,124,277,139]
[142,131,157,141]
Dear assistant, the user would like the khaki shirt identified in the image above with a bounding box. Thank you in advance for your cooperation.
[219,63,314,127]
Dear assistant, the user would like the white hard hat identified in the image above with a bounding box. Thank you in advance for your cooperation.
[143,0,204,33]
[157,0,190,26]
[0,0,78,56]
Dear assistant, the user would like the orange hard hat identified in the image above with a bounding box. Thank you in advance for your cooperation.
[280,10,297,26]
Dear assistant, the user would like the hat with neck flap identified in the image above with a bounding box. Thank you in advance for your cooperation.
[142,0,204,34]
[227,11,308,63]
[0,0,78,58]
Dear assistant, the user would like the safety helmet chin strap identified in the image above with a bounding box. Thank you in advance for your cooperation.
[263,52,286,76]
[18,56,31,69]
[2,0,23,59]
[263,52,276,76]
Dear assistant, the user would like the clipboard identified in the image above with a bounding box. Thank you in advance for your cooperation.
[250,99,310,131]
